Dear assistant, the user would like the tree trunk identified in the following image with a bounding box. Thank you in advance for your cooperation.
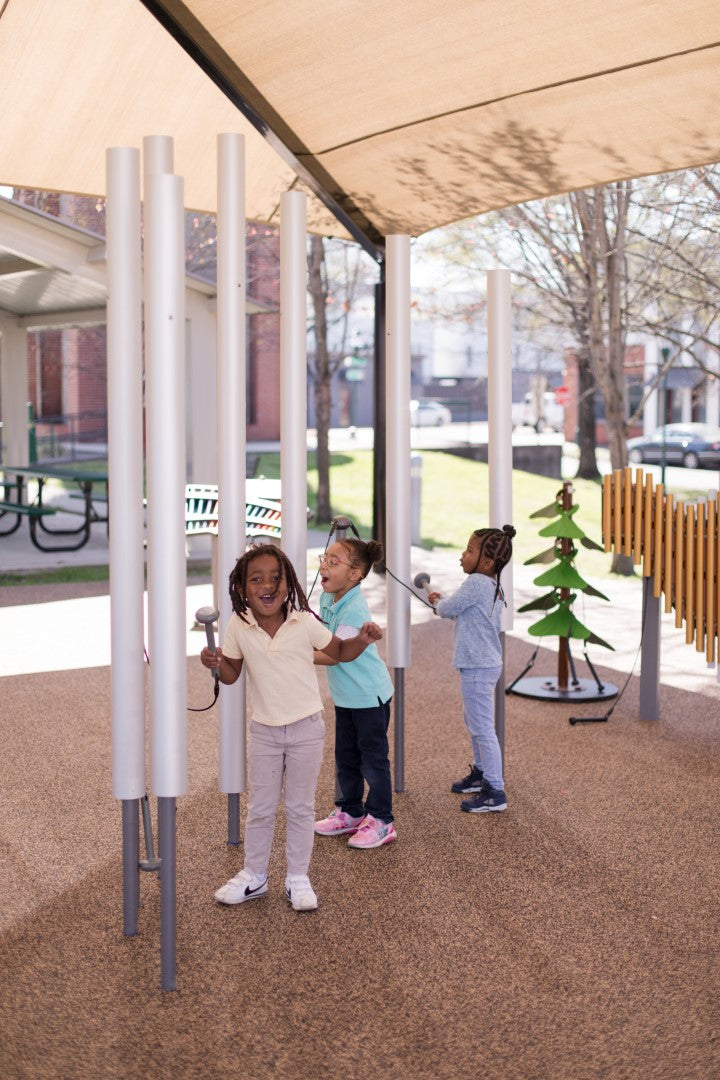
[308,236,332,522]
[575,351,599,479]
[314,378,332,522]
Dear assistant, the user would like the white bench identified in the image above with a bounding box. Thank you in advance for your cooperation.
[184,483,282,543]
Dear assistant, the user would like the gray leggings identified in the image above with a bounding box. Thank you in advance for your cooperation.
[243,711,325,877]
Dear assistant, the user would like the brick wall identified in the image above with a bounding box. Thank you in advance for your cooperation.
[15,190,283,444]
[563,344,645,446]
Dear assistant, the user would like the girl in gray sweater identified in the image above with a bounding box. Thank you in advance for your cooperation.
[428,525,515,813]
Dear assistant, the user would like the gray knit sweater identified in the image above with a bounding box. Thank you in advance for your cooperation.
[435,572,503,670]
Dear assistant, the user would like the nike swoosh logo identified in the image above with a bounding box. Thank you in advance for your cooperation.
[244,882,265,896]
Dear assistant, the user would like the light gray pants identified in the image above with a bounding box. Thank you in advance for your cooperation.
[460,665,504,790]
[244,711,325,878]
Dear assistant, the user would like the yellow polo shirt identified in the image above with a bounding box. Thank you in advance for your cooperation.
[222,608,333,726]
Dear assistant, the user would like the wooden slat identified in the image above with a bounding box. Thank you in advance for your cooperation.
[709,500,718,664]
[674,501,684,627]
[652,484,664,595]
[602,474,612,551]
[663,492,674,612]
[633,468,644,565]
[695,502,704,652]
[613,470,622,553]
[623,467,633,556]
[684,506,694,644]
[643,474,653,578]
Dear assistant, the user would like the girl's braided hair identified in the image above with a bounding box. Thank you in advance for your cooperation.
[335,537,384,579]
[229,543,318,624]
[473,524,516,602]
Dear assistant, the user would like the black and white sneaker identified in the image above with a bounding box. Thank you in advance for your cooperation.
[214,868,268,904]
[461,782,507,813]
[451,763,484,794]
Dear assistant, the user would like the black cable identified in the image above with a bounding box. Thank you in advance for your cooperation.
[505,640,542,693]
[379,562,436,609]
[143,643,220,713]
[188,678,220,713]
[307,517,434,610]
[306,523,335,601]
[569,581,648,726]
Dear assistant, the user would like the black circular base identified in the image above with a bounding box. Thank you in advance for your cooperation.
[507,675,619,702]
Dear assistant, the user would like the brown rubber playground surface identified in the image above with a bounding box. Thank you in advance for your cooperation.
[1,579,719,1080]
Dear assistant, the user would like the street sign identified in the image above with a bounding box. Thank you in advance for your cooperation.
[554,386,570,406]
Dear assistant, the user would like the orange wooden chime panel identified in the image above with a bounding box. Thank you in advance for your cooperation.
[602,469,719,663]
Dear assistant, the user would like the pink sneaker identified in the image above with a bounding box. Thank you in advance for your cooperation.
[314,809,365,836]
[347,815,397,849]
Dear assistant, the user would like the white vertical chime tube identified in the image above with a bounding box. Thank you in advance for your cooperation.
[487,269,514,626]
[386,235,412,668]
[107,147,145,800]
[142,136,174,201]
[217,133,247,793]
[142,134,174,592]
[280,191,308,579]
[145,167,188,797]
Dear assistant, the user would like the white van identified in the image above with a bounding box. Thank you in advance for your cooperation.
[519,390,565,433]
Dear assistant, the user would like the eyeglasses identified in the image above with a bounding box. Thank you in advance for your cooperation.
[317,554,354,569]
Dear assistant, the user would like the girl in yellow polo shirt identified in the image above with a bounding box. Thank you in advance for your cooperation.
[201,543,382,912]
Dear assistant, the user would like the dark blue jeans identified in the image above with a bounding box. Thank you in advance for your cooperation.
[334,697,393,823]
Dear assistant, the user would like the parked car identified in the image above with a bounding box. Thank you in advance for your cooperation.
[410,400,452,426]
[626,423,720,469]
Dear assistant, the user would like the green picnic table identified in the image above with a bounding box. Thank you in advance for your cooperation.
[0,464,108,552]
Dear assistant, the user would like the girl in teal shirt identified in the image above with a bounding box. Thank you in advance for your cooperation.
[314,537,396,849]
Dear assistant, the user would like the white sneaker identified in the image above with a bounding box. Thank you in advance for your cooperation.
[214,868,268,905]
[284,874,318,911]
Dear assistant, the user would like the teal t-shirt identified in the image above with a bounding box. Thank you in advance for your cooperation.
[319,586,394,708]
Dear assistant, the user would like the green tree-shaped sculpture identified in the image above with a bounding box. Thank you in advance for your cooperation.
[518,480,613,694]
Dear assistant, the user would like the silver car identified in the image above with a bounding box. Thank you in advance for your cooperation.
[626,423,720,469]
[410,400,452,427]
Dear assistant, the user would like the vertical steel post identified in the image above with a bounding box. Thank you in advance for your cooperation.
[158,797,177,992]
[372,270,387,549]
[487,270,513,766]
[385,236,411,793]
[280,191,308,578]
[106,146,145,936]
[639,576,661,721]
[122,799,140,937]
[144,141,187,991]
[217,134,247,845]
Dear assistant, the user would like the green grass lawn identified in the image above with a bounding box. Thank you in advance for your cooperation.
[255,449,611,580]
[2,451,610,587]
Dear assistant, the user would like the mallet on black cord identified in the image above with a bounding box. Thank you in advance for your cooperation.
[569,696,621,725]
[195,605,220,688]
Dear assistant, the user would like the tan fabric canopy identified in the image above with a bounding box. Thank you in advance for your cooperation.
[1,0,719,250]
